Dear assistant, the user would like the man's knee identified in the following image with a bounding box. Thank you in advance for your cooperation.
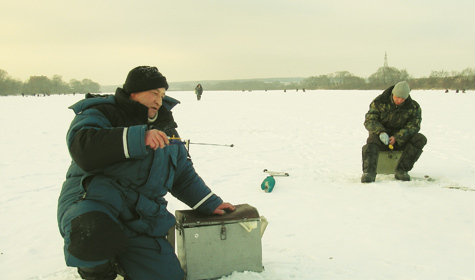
[363,142,380,155]
[366,133,382,145]
[68,211,129,262]
[410,133,427,150]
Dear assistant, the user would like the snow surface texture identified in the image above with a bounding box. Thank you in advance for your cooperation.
[1,90,474,280]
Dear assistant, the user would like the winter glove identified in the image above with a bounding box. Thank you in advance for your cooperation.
[379,132,389,145]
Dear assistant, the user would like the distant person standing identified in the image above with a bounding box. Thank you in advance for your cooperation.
[195,83,203,100]
[361,81,427,183]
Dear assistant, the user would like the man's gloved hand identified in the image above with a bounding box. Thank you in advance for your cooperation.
[379,132,389,145]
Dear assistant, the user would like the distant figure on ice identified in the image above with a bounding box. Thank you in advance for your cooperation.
[195,83,203,100]
[361,81,427,183]
[57,66,235,280]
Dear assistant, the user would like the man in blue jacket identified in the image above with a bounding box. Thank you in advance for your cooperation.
[57,66,235,280]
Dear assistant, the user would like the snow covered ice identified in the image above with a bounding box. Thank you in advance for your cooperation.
[1,89,474,280]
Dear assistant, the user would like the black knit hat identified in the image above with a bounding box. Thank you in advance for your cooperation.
[123,66,169,94]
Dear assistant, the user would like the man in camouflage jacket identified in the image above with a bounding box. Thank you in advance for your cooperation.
[361,81,427,182]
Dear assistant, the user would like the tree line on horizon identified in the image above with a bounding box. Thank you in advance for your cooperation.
[1,66,474,96]
[200,66,475,92]
[0,69,100,96]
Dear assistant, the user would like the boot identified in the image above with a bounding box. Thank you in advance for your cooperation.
[361,143,379,183]
[78,260,117,280]
[361,172,376,183]
[395,171,411,181]
[395,143,423,181]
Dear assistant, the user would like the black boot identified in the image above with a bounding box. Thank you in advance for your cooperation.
[361,172,376,183]
[78,260,117,280]
[395,143,423,181]
[361,143,379,183]
[395,171,411,181]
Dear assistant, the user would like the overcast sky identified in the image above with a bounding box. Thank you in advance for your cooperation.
[2,0,474,85]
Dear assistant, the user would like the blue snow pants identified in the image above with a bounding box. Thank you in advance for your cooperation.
[60,199,184,280]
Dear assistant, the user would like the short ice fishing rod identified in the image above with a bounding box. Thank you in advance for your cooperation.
[189,142,234,147]
[168,136,234,148]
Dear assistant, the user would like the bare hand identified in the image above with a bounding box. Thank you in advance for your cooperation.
[145,129,169,150]
[389,136,396,146]
[213,203,236,215]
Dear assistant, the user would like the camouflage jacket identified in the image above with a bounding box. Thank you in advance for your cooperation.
[364,85,422,146]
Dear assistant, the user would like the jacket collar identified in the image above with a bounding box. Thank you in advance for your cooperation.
[69,88,181,122]
[115,87,149,122]
[115,88,181,123]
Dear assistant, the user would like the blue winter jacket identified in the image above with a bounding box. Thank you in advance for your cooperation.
[57,88,223,239]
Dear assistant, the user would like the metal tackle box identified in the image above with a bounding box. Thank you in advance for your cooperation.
[377,151,403,174]
[175,204,264,280]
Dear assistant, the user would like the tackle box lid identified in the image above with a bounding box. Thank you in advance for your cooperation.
[176,204,260,227]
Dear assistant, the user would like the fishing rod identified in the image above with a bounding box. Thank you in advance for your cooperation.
[168,136,234,149]
[189,142,234,147]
